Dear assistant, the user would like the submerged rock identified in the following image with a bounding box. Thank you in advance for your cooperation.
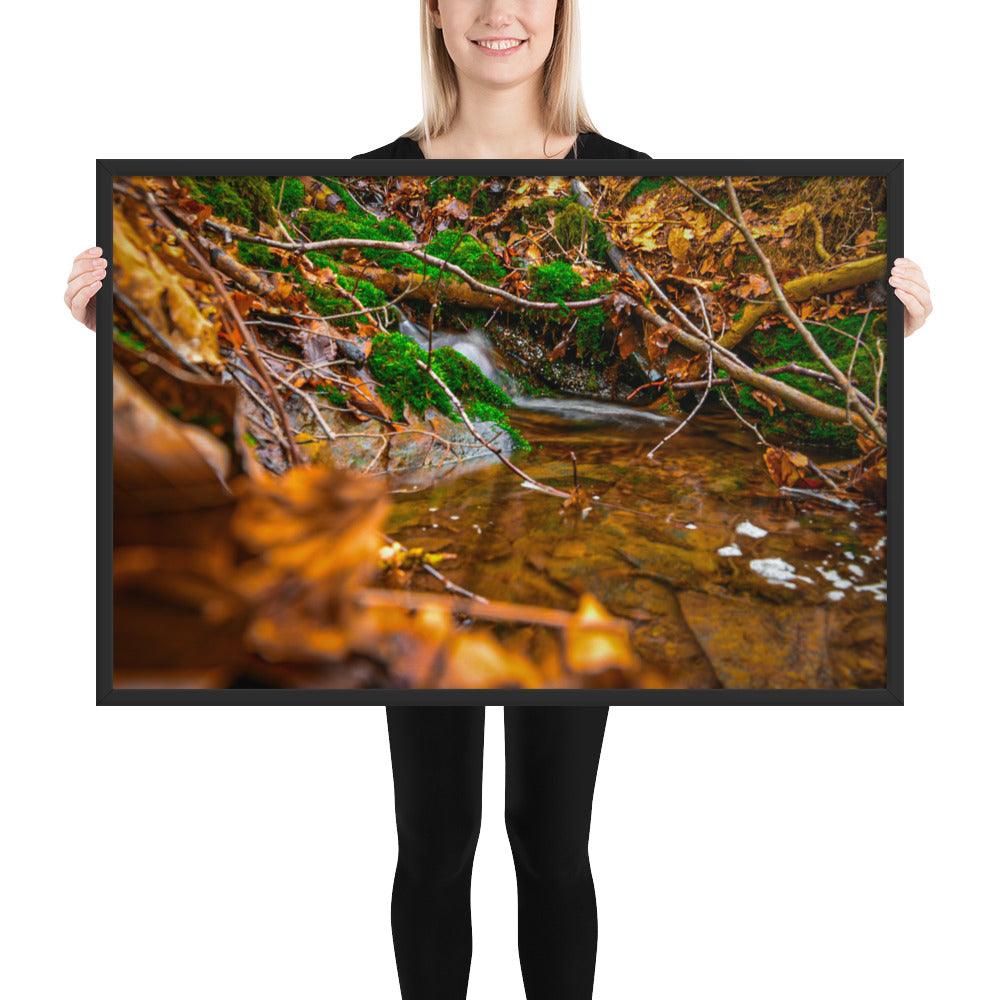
[385,414,516,474]
[292,394,515,478]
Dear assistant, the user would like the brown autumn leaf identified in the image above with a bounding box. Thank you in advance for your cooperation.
[667,226,692,261]
[561,486,590,512]
[750,389,784,416]
[113,205,222,369]
[440,632,545,689]
[666,352,706,386]
[763,446,811,488]
[564,594,636,673]
[851,453,887,503]
[616,323,640,360]
[232,464,388,604]
[856,430,881,453]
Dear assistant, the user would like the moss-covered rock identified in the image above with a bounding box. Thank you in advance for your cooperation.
[526,262,611,363]
[301,208,421,273]
[736,312,887,450]
[368,331,528,450]
[424,228,507,283]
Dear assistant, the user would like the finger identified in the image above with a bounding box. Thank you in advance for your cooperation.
[73,246,103,262]
[64,269,105,304]
[890,262,928,290]
[891,258,929,282]
[67,255,107,283]
[69,279,102,320]
[887,276,932,309]
[889,264,930,291]
[894,287,927,325]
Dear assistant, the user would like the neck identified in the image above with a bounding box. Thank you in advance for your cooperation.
[424,71,574,159]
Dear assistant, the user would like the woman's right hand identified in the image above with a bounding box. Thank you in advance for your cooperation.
[65,246,107,331]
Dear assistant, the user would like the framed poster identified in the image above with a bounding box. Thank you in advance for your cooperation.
[97,160,902,705]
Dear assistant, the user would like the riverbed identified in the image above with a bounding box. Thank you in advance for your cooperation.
[384,400,887,689]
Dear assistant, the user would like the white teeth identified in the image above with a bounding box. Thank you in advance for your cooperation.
[476,38,523,50]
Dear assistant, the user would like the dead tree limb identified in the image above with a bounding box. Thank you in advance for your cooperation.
[720,177,886,445]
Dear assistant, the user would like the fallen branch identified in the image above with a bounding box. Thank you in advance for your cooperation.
[721,177,886,445]
[647,287,716,460]
[719,254,886,349]
[627,296,874,429]
[208,226,607,313]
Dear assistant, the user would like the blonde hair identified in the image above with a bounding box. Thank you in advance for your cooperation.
[403,0,598,151]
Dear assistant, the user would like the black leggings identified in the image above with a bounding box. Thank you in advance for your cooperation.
[386,706,609,1000]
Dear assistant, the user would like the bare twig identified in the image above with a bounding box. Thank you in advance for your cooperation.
[647,287,715,459]
[204,223,607,313]
[124,182,302,464]
[720,177,886,445]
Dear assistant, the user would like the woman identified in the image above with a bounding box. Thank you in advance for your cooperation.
[66,2,933,998]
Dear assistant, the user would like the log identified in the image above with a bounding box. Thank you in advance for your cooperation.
[718,254,886,348]
[332,262,505,311]
[630,300,870,431]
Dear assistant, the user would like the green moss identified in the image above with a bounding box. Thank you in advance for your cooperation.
[270,177,306,213]
[432,346,512,410]
[749,313,882,366]
[350,277,387,310]
[465,400,530,451]
[237,241,279,269]
[622,177,670,205]
[528,263,611,362]
[528,260,581,303]
[182,176,277,230]
[735,345,885,450]
[367,331,528,450]
[427,176,495,215]
[301,208,427,274]
[317,385,348,407]
[586,217,610,265]
[304,251,339,271]
[369,331,452,419]
[425,228,506,282]
[554,202,589,246]
[299,282,351,319]
[523,195,572,224]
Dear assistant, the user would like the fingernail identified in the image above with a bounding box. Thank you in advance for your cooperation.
[89,247,103,255]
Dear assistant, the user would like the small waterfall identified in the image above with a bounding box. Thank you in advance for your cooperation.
[510,396,677,426]
[399,319,519,393]
[397,320,673,426]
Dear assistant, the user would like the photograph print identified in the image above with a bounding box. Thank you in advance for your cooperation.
[104,166,897,700]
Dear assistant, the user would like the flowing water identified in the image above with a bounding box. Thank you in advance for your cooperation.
[385,326,888,689]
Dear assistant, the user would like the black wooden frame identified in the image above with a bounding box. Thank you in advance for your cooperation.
[96,159,903,706]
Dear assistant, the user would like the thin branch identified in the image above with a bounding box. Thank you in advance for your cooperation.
[203,221,607,313]
[721,177,886,445]
[124,182,302,464]
[647,286,715,459]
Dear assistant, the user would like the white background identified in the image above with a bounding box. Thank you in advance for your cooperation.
[1,2,997,998]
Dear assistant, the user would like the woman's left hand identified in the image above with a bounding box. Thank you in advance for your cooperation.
[888,258,932,337]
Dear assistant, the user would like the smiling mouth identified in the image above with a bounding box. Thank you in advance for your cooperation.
[470,37,528,53]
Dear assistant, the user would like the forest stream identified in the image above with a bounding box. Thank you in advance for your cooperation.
[382,325,888,690]
[111,173,891,691]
